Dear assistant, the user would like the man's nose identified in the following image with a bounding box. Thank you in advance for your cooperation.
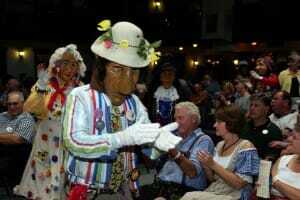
[119,69,137,94]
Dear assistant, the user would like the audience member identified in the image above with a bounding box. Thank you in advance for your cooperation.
[0,91,35,186]
[190,82,213,130]
[152,62,179,125]
[250,56,279,94]
[279,51,300,110]
[269,91,298,136]
[241,94,282,161]
[0,77,21,111]
[268,114,300,200]
[202,74,221,98]
[234,80,251,114]
[141,101,215,200]
[181,105,259,200]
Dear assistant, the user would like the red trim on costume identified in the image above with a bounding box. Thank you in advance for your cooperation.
[85,89,97,183]
[47,78,67,110]
[67,184,88,200]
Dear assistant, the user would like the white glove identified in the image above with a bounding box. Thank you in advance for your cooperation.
[36,63,49,90]
[250,70,263,80]
[115,123,160,148]
[160,122,179,132]
[154,122,182,152]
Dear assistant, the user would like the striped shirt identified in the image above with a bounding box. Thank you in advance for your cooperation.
[62,84,150,190]
[0,111,36,143]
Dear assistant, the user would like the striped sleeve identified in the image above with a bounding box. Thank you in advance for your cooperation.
[62,89,119,159]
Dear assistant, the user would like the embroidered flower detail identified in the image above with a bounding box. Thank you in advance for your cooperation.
[262,129,269,135]
[119,40,129,48]
[38,172,45,180]
[45,169,52,177]
[97,19,111,31]
[41,134,48,141]
[104,40,113,49]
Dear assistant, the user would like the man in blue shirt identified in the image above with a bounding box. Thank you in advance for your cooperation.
[141,101,215,200]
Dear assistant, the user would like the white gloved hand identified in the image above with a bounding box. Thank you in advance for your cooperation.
[154,122,182,152]
[36,63,49,90]
[250,70,263,80]
[115,123,160,148]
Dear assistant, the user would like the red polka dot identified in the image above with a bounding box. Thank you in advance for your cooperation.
[31,160,36,167]
[41,134,48,141]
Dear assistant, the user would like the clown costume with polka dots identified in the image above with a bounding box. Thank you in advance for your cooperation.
[14,44,86,200]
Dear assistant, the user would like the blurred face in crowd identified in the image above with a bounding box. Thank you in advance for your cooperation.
[104,61,139,106]
[235,82,246,95]
[249,99,269,121]
[6,78,20,92]
[193,83,204,94]
[7,93,23,117]
[174,107,197,138]
[214,120,228,138]
[58,52,80,84]
[271,92,286,114]
[255,60,268,76]
[222,83,235,96]
[160,69,175,89]
[287,55,300,72]
[284,130,300,155]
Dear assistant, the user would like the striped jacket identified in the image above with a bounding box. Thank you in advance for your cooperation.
[62,84,150,190]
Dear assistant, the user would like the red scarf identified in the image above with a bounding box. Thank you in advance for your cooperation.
[47,78,67,111]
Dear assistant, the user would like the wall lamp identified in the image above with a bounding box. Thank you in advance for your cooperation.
[18,51,25,59]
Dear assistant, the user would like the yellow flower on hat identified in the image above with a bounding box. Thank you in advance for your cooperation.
[97,20,111,31]
[149,50,161,65]
[119,40,129,48]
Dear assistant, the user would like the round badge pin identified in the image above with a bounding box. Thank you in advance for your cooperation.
[6,127,13,133]
[96,120,105,131]
[262,129,269,135]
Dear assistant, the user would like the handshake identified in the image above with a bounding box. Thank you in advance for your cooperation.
[116,122,182,152]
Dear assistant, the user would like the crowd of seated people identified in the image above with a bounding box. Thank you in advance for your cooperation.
[2,50,300,200]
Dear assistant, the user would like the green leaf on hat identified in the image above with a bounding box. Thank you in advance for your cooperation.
[150,40,162,49]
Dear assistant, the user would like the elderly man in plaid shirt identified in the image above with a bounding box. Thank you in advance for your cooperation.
[0,91,36,186]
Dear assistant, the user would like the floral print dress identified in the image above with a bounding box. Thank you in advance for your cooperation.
[14,79,74,200]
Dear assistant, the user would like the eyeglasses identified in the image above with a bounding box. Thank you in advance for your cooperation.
[7,102,20,106]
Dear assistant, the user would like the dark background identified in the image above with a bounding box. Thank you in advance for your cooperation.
[0,0,299,45]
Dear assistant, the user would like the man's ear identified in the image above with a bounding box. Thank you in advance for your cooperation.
[191,116,197,124]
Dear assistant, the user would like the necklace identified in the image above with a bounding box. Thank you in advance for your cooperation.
[222,138,240,153]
